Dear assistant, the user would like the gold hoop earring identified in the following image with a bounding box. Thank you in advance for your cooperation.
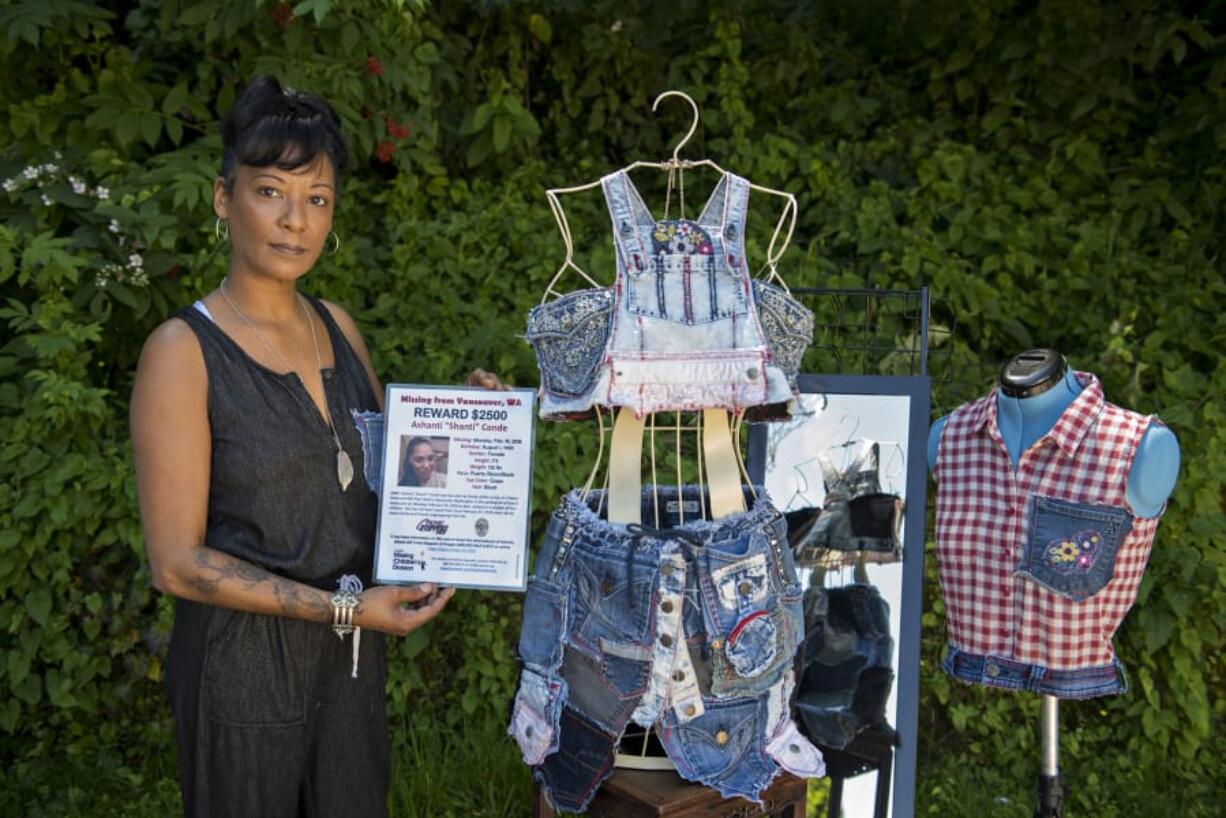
[215,218,229,242]
[328,231,340,255]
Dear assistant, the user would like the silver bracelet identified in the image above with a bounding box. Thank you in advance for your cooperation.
[331,588,359,637]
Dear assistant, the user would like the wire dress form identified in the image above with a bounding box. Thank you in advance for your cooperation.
[528,91,812,774]
[785,422,906,570]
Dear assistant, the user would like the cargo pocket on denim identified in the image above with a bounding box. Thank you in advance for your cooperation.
[525,288,613,398]
[700,540,795,695]
[1018,495,1133,602]
[203,611,308,726]
[752,280,814,386]
[667,697,774,800]
[518,577,568,674]
[350,409,385,495]
[509,668,567,765]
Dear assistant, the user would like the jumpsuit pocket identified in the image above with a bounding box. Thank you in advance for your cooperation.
[1018,495,1133,602]
[518,577,568,673]
[350,409,385,496]
[752,280,815,384]
[525,288,613,398]
[202,611,308,726]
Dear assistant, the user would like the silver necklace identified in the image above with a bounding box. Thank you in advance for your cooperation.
[219,277,354,491]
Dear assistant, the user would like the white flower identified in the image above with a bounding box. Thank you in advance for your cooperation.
[108,219,120,233]
[94,186,109,200]
[44,163,58,174]
[128,253,143,270]
[71,178,87,195]
[2,178,16,192]
[130,270,149,286]
[22,166,38,179]
[611,19,623,31]
[95,274,109,287]
[41,194,52,206]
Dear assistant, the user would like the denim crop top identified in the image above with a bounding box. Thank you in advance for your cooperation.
[526,170,814,421]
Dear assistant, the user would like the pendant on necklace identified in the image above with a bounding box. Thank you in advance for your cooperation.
[337,448,354,491]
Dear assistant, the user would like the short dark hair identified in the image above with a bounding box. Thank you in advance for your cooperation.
[219,75,349,192]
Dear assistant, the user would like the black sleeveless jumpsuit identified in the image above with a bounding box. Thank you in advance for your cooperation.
[167,297,388,818]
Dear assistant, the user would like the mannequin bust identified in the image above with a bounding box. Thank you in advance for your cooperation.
[927,350,1180,517]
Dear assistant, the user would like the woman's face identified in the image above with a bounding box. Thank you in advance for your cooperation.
[409,442,436,483]
[213,154,336,283]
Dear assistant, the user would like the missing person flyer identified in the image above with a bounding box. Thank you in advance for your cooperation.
[373,385,536,591]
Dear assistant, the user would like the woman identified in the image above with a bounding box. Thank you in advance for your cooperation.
[399,436,446,488]
[130,76,454,817]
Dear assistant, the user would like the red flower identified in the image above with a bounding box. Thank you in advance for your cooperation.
[375,141,396,163]
[366,55,384,77]
[271,3,293,29]
[385,117,411,140]
[165,264,182,280]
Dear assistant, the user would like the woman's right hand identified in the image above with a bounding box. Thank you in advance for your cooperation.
[356,583,456,636]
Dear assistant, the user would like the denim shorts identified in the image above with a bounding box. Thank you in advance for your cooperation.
[509,486,824,812]
[795,583,895,750]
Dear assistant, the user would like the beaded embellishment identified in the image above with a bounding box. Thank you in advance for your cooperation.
[753,281,814,387]
[526,288,614,397]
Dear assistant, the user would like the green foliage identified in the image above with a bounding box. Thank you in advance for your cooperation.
[1,0,1223,814]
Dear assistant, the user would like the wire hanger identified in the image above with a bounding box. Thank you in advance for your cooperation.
[541,90,799,302]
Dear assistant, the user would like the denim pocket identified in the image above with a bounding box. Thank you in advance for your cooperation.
[752,280,814,385]
[1018,495,1133,602]
[509,668,567,765]
[518,577,567,673]
[525,288,613,397]
[627,251,748,325]
[665,696,778,801]
[570,554,655,652]
[699,535,800,693]
[767,719,826,778]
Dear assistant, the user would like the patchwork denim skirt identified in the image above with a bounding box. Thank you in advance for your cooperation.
[509,486,825,812]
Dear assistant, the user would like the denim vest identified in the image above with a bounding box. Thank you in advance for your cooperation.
[526,170,814,421]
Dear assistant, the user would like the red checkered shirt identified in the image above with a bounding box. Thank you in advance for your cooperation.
[934,372,1162,672]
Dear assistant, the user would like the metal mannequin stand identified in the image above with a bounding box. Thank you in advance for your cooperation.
[1035,695,1063,817]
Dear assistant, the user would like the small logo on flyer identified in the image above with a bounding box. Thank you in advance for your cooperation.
[474,518,489,537]
[417,518,449,535]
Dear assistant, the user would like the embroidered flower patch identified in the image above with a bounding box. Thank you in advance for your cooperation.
[1044,530,1102,573]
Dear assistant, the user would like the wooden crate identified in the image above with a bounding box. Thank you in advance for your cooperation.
[533,769,807,818]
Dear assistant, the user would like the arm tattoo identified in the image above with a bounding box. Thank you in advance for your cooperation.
[188,548,331,622]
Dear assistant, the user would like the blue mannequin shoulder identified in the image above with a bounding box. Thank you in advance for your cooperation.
[927,417,1180,518]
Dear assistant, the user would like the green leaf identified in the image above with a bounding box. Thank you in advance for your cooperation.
[0,699,19,732]
[527,14,552,44]
[139,113,161,148]
[26,589,52,627]
[292,0,332,24]
[7,650,30,686]
[491,116,512,153]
